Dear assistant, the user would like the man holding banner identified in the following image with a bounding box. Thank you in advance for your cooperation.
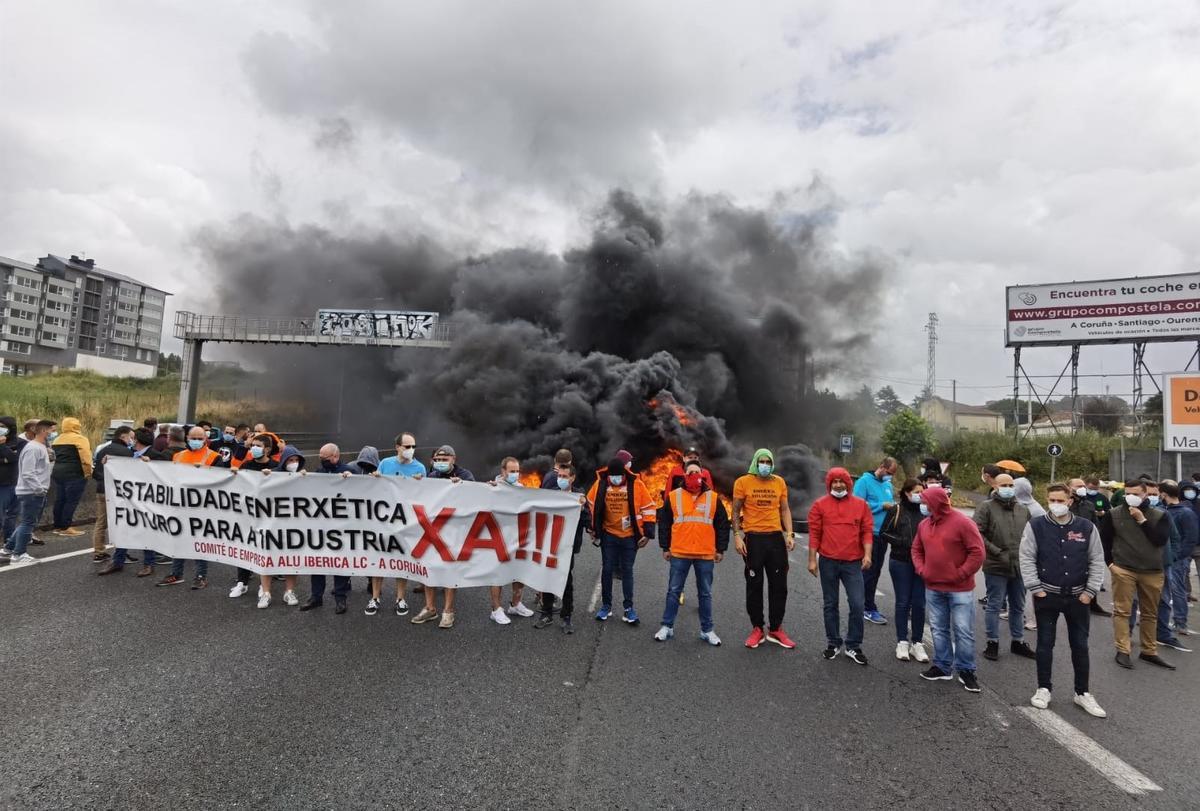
[157,426,219,590]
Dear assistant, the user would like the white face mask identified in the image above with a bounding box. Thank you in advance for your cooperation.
[919,504,930,516]
[831,489,847,499]
[0,428,8,438]
[1074,487,1088,497]
[400,448,415,461]
[908,493,923,504]
[1048,502,1071,518]
[1124,494,1143,508]
[286,461,300,472]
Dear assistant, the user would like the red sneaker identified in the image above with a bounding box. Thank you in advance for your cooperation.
[766,628,796,649]
[744,627,766,648]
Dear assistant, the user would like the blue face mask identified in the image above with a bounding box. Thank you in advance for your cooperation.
[47,431,58,442]
[1185,489,1197,501]
[608,475,624,487]
[125,438,135,448]
[757,462,773,477]
[187,439,205,451]
[1086,489,1098,496]
[505,472,520,485]
[557,477,571,491]
[0,428,8,438]
[222,433,234,443]
[919,504,930,517]
[881,473,893,483]
[433,461,451,473]
[1147,495,1161,507]
[250,446,265,459]
[997,486,1015,500]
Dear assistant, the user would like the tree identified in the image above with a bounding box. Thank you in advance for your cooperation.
[875,386,906,418]
[850,384,876,422]
[157,353,182,376]
[882,409,935,468]
[1141,392,1163,428]
[1079,395,1128,436]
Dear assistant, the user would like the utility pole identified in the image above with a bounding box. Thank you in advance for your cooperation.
[952,378,958,433]
[924,313,938,399]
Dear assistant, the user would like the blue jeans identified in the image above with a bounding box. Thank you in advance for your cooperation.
[984,572,1025,642]
[889,558,926,643]
[600,533,638,610]
[926,588,977,674]
[170,556,208,579]
[1167,557,1191,630]
[52,477,87,529]
[819,556,866,649]
[10,493,46,556]
[862,534,888,613]
[0,484,17,547]
[661,556,715,632]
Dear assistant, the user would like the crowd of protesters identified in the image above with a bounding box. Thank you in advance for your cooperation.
[3,414,1198,720]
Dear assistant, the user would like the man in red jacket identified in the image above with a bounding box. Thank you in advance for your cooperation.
[808,467,875,665]
[913,487,986,692]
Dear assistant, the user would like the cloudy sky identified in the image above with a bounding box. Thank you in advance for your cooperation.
[2,1,1198,406]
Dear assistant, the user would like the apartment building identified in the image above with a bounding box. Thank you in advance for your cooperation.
[0,253,169,377]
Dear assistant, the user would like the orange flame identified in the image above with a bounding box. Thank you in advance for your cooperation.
[648,396,693,427]
[640,449,683,508]
[519,470,543,488]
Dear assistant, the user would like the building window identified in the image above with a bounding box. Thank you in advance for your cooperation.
[3,341,31,354]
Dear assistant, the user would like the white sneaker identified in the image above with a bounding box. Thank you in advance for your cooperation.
[229,581,249,598]
[257,587,265,599]
[1074,692,1107,718]
[699,630,722,646]
[911,642,930,663]
[0,548,12,558]
[257,593,271,609]
[282,590,299,606]
[654,625,674,641]
[490,607,512,625]
[9,553,38,566]
[1031,688,1051,709]
[506,601,535,618]
[895,640,911,661]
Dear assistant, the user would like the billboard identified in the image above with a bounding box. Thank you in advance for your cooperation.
[1162,372,1200,451]
[1005,272,1200,347]
[316,309,439,341]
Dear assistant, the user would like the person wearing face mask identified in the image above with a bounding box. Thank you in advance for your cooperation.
[156,426,219,589]
[1186,481,1200,606]
[485,457,535,624]
[913,486,986,692]
[880,479,931,663]
[4,420,57,566]
[1066,477,1111,617]
[663,447,715,501]
[653,461,729,646]
[807,467,874,664]
[378,433,427,478]
[1159,482,1197,645]
[253,446,306,610]
[540,448,574,490]
[0,415,28,555]
[919,458,953,495]
[227,435,277,597]
[974,473,1035,662]
[733,449,795,649]
[411,445,475,629]
[587,454,656,625]
[1125,480,1179,648]
[1100,480,1174,669]
[100,428,160,576]
[853,456,899,626]
[1083,475,1111,521]
[536,464,590,633]
[49,416,92,537]
[210,425,242,468]
[90,425,134,565]
[1019,484,1107,717]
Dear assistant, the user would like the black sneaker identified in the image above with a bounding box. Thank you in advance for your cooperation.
[920,665,952,681]
[1115,652,1134,669]
[561,617,574,634]
[846,648,868,666]
[1157,637,1193,653]
[1138,653,1177,669]
[959,671,982,692]
[822,646,841,660]
[983,640,999,660]
[394,599,409,617]
[533,613,554,630]
[1011,640,1037,659]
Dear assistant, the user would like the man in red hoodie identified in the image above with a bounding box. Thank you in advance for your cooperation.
[808,468,875,664]
[913,486,986,692]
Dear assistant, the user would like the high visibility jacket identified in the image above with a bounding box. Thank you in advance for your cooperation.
[172,447,219,466]
[659,488,732,560]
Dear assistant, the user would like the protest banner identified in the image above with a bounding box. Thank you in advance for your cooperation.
[104,458,582,594]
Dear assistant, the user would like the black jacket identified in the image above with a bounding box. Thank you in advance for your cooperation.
[882,501,924,564]
[0,419,27,487]
[93,441,134,494]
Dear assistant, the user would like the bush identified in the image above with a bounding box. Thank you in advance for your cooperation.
[881,410,934,469]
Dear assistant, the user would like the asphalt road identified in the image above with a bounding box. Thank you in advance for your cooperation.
[3,528,1199,810]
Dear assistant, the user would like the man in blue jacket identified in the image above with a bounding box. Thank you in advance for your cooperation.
[853,456,898,625]
[1162,482,1198,642]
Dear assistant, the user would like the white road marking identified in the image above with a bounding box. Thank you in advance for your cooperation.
[587,575,602,614]
[0,546,94,573]
[1017,707,1162,796]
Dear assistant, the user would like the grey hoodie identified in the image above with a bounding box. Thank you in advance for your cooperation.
[349,446,381,475]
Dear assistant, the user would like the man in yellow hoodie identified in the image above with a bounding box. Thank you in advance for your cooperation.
[51,417,92,538]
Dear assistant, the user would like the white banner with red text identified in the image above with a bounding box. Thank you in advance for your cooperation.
[104,457,582,594]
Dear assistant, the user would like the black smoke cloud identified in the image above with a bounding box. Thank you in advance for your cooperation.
[200,190,887,509]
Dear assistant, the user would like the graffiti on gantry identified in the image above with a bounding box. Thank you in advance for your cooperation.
[316,309,440,341]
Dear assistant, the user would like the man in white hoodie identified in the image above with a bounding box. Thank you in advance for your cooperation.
[7,420,56,565]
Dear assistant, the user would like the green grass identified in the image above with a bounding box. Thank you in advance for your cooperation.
[0,370,309,444]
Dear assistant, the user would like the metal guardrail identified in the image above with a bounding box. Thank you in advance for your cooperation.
[173,311,453,348]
